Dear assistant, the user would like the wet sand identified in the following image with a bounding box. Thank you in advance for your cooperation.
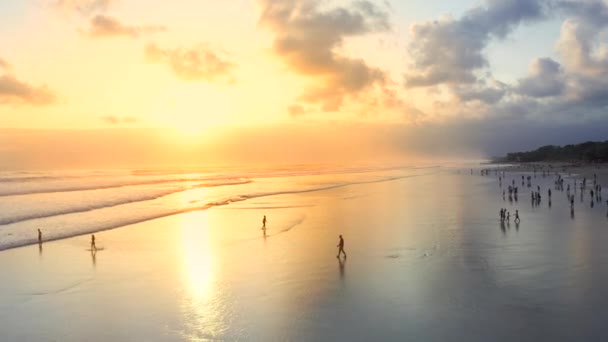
[2,170,608,341]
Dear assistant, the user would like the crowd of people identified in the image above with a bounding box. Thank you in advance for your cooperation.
[482,165,608,226]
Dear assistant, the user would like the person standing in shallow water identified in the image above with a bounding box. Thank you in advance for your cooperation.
[38,229,42,244]
[90,234,97,251]
[262,215,267,229]
[337,235,346,258]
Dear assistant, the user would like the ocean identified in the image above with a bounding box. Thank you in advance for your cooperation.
[0,165,433,250]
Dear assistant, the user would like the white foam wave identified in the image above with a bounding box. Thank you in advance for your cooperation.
[0,173,426,251]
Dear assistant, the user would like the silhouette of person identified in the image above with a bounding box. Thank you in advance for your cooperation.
[337,235,346,258]
[38,229,42,244]
[262,215,267,229]
[91,234,97,251]
[515,210,520,223]
[571,197,575,208]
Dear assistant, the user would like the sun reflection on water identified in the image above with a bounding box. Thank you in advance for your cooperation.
[178,211,229,340]
[181,213,214,300]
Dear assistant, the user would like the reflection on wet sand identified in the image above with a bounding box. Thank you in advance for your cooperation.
[338,257,346,279]
[91,250,96,267]
[178,212,227,340]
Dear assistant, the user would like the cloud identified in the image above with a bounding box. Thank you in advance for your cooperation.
[84,15,166,38]
[555,0,608,77]
[404,0,549,88]
[52,1,166,39]
[398,0,608,131]
[288,104,307,117]
[0,57,56,105]
[258,0,391,112]
[52,0,112,16]
[0,58,10,71]
[516,58,565,98]
[100,115,138,124]
[454,79,509,104]
[145,43,235,82]
[0,75,56,106]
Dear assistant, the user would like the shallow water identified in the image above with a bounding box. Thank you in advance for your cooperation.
[0,165,431,250]
[1,167,608,341]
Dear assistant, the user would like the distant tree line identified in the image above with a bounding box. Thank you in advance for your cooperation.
[503,141,608,163]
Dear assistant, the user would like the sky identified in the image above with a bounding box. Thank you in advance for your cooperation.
[1,0,607,168]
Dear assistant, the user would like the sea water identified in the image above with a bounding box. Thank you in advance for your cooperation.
[0,165,433,250]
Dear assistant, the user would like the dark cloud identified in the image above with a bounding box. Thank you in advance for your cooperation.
[404,0,549,88]
[454,79,508,104]
[85,15,166,38]
[566,77,608,108]
[516,58,565,98]
[258,0,391,112]
[52,0,112,16]
[145,43,235,82]
[399,0,608,134]
[100,115,138,124]
[399,116,608,158]
[0,75,56,106]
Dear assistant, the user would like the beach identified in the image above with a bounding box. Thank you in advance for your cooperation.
[1,166,608,341]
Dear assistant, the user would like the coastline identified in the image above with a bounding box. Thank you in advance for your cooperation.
[487,162,608,183]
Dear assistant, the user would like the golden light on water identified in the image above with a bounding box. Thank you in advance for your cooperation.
[178,211,230,339]
[180,211,214,301]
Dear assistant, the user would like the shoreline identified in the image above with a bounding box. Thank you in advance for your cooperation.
[486,162,608,180]
[0,170,430,253]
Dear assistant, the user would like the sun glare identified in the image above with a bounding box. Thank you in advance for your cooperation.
[180,212,215,300]
[149,83,237,139]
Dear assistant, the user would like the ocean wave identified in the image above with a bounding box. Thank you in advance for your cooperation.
[0,179,251,225]
[0,176,250,197]
[0,164,435,196]
[0,172,428,251]
[130,164,434,180]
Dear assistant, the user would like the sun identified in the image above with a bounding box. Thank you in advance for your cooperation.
[150,83,237,139]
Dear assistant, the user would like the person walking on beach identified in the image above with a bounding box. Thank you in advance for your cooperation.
[90,234,97,251]
[262,215,267,230]
[515,210,520,223]
[38,229,42,244]
[571,196,575,209]
[336,235,346,258]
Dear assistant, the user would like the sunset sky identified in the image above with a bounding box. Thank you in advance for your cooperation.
[1,0,608,168]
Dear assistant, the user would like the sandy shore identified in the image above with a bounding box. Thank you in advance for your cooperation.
[2,170,608,341]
